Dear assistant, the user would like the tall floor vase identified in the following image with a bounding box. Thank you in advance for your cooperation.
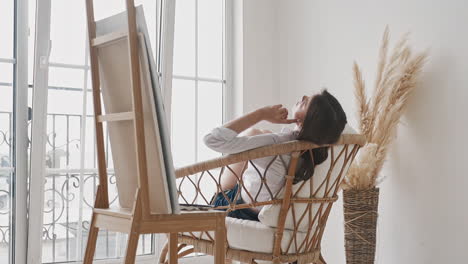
[343,188,379,264]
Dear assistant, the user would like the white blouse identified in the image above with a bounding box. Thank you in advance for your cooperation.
[203,127,297,211]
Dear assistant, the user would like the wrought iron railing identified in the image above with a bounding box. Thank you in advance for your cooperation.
[0,111,12,261]
[0,111,153,263]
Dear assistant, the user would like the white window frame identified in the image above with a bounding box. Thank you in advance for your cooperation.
[28,0,52,263]
[223,0,234,124]
[155,0,233,261]
[1,0,31,264]
[169,0,233,164]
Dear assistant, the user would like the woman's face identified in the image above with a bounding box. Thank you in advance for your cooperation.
[292,95,313,124]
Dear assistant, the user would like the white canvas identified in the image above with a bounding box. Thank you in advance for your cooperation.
[95,6,179,214]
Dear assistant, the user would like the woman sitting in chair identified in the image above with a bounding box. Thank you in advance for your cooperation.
[204,89,347,221]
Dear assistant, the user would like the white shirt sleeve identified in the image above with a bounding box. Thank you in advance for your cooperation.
[203,127,293,155]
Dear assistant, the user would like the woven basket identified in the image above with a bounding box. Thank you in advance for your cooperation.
[343,187,379,264]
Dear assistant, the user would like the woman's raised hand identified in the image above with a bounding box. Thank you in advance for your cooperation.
[259,104,297,124]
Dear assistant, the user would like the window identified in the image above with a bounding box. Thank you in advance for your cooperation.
[171,0,230,207]
[0,0,32,263]
[0,0,230,263]
[171,0,227,168]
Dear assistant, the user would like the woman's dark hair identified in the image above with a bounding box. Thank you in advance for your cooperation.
[294,90,347,183]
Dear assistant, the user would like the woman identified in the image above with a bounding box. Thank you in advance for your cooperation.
[204,89,347,221]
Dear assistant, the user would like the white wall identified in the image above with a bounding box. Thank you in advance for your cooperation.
[274,0,468,263]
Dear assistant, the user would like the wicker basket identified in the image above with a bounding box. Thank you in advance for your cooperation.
[343,187,379,264]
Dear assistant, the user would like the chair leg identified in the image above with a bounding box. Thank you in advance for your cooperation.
[124,231,140,264]
[83,214,99,264]
[168,233,178,264]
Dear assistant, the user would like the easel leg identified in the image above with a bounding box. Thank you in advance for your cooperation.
[83,184,107,263]
[83,213,99,264]
[124,231,140,264]
[168,233,178,264]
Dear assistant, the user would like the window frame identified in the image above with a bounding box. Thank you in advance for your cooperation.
[169,0,232,166]
[154,0,233,260]
[0,0,30,263]
[5,0,30,263]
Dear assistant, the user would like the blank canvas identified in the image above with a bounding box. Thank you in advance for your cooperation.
[95,6,179,214]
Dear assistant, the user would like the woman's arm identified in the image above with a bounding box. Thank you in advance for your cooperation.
[223,105,297,134]
[203,105,297,154]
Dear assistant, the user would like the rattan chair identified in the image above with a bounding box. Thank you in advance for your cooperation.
[159,133,365,264]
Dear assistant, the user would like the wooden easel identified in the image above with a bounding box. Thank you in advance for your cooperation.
[83,1,226,263]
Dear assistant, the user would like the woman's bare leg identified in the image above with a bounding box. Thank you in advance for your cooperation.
[220,128,272,190]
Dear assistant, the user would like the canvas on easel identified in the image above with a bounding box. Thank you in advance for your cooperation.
[95,7,179,214]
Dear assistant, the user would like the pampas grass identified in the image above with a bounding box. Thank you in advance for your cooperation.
[342,27,428,190]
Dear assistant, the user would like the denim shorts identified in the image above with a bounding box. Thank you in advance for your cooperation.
[211,184,259,221]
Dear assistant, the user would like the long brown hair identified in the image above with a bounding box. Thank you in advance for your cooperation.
[294,90,347,183]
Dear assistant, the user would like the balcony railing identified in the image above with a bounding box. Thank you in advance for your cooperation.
[0,111,153,263]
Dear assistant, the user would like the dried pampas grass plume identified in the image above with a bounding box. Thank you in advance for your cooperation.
[343,27,428,190]
[353,62,371,138]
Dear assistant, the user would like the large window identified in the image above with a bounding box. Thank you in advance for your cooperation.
[171,0,227,168]
[0,0,230,263]
[171,0,229,208]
